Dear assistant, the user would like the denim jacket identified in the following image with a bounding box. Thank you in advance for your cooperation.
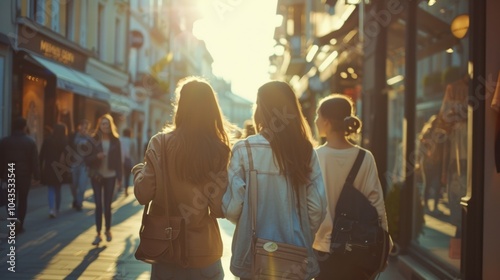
[222,134,327,279]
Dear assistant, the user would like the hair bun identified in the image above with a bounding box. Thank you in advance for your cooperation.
[343,116,361,135]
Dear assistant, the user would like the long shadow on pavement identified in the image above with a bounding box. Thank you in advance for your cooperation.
[0,186,148,279]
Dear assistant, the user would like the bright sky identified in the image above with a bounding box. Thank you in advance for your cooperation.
[192,0,279,102]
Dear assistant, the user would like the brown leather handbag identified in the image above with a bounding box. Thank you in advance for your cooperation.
[134,134,188,267]
[245,140,309,279]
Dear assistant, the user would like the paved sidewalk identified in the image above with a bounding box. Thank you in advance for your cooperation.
[0,185,405,279]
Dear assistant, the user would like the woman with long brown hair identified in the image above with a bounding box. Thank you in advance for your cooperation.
[86,113,122,246]
[134,77,231,279]
[223,81,327,280]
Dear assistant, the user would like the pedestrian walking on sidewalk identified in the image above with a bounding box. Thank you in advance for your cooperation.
[120,128,137,197]
[86,114,122,246]
[312,94,392,280]
[134,77,231,280]
[69,119,92,211]
[40,123,69,218]
[0,117,41,234]
[222,81,327,280]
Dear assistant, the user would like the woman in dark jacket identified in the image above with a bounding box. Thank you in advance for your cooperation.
[40,123,68,218]
[86,114,122,245]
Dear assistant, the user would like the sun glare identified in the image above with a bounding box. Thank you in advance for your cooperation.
[193,0,278,102]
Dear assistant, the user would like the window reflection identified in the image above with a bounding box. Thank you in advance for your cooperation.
[386,0,469,273]
[413,0,469,271]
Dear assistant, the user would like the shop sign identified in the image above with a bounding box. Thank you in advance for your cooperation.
[17,25,87,70]
[39,40,75,65]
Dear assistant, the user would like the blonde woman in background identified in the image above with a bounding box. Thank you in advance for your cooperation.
[86,114,122,246]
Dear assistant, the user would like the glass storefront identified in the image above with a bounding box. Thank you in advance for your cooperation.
[56,90,75,133]
[22,74,46,150]
[386,0,470,275]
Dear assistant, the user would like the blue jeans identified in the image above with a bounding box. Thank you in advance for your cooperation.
[47,185,62,212]
[91,176,115,233]
[72,164,89,207]
[151,260,224,280]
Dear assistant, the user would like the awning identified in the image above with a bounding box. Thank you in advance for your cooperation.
[317,7,359,46]
[28,55,110,101]
[108,93,132,114]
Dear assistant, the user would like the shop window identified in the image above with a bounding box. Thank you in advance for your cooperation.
[385,1,469,276]
[56,90,74,133]
[22,74,46,151]
[413,0,469,273]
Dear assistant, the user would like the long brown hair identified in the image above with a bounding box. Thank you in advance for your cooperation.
[91,113,120,140]
[164,77,231,184]
[253,81,314,194]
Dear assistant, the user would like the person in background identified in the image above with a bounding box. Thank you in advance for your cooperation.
[86,114,122,245]
[222,81,327,280]
[134,77,231,279]
[120,128,137,197]
[40,123,69,218]
[418,115,445,215]
[143,128,152,158]
[0,117,40,234]
[312,94,391,280]
[69,119,92,211]
[242,119,255,138]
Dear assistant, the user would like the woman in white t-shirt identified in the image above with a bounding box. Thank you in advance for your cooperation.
[313,94,390,280]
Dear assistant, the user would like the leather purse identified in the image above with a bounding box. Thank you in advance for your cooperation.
[245,140,309,280]
[134,134,188,267]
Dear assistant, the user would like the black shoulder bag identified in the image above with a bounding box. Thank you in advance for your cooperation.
[331,149,390,275]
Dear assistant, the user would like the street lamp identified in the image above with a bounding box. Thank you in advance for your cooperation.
[450,14,469,39]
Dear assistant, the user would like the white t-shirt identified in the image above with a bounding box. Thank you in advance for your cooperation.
[98,139,116,178]
[312,145,389,253]
[120,136,137,164]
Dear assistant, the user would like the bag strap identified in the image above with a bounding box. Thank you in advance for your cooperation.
[344,149,366,188]
[160,134,171,219]
[244,140,258,239]
[141,134,173,235]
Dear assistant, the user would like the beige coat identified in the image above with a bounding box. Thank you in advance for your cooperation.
[133,132,228,268]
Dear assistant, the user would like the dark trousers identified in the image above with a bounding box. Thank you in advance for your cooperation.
[123,159,132,192]
[423,161,443,210]
[91,176,115,233]
[15,183,30,227]
[315,250,374,280]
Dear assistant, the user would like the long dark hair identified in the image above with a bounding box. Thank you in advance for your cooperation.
[253,81,314,195]
[164,77,231,184]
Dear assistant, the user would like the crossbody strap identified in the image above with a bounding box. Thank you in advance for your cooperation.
[141,134,173,235]
[344,149,366,189]
[244,140,258,238]
[329,149,365,247]
[160,134,171,219]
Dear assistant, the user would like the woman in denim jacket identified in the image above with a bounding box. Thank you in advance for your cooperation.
[223,81,327,280]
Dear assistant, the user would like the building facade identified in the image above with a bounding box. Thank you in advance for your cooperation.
[272,0,500,279]
[0,0,132,151]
